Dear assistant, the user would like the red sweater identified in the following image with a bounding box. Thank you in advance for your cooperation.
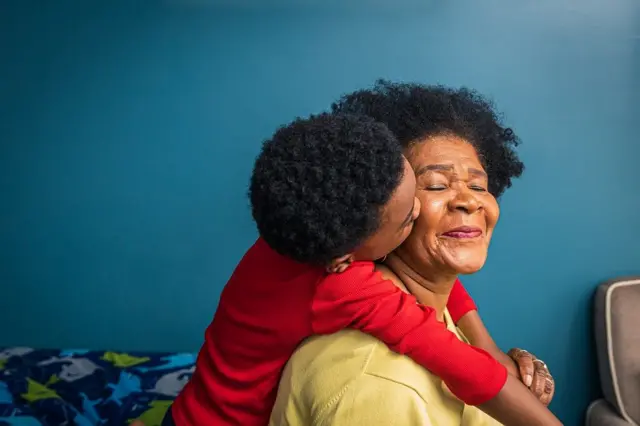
[172,238,507,425]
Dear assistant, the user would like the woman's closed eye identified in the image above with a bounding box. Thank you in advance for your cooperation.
[425,183,487,192]
[469,184,487,192]
[425,184,448,191]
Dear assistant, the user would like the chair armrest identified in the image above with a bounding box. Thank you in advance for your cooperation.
[586,400,633,426]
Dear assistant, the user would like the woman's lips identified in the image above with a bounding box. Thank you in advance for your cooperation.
[441,226,483,239]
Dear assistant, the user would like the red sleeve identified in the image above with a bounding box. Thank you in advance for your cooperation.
[447,278,478,324]
[311,262,506,406]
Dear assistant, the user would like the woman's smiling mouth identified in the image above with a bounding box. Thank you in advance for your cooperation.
[441,226,483,239]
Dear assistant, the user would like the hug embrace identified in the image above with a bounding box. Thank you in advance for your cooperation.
[149,81,561,426]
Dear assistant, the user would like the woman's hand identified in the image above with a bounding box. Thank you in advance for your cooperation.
[507,348,555,406]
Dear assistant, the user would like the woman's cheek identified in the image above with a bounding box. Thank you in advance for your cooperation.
[485,195,500,227]
[405,216,430,248]
[401,227,413,245]
[417,195,446,227]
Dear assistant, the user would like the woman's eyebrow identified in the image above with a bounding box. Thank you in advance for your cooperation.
[415,163,453,176]
[468,168,488,178]
[415,164,487,178]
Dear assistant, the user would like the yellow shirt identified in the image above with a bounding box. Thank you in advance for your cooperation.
[269,309,502,426]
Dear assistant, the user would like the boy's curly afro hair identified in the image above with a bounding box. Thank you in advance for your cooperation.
[331,80,524,198]
[249,112,405,265]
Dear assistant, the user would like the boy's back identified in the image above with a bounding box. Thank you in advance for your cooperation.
[172,238,323,426]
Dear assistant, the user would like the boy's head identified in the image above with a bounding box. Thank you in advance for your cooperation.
[249,113,420,272]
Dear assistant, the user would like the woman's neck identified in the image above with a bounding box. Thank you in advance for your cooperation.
[384,253,458,321]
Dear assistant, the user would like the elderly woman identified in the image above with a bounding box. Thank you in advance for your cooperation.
[268,82,559,425]
[337,81,555,403]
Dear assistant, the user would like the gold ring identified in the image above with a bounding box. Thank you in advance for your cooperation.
[533,359,547,369]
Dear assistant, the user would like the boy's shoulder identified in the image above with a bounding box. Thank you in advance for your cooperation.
[225,238,326,297]
[234,238,317,276]
[317,261,380,288]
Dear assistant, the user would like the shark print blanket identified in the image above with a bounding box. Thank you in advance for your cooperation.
[0,347,196,425]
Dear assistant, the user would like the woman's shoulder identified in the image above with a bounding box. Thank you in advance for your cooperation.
[374,264,410,293]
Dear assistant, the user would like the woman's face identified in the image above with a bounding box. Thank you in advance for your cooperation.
[396,135,500,276]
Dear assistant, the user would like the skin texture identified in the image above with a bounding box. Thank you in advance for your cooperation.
[385,135,562,425]
[507,347,555,406]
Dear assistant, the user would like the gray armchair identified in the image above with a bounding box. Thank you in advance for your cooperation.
[587,277,640,426]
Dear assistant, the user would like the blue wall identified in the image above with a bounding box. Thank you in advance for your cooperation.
[1,1,639,424]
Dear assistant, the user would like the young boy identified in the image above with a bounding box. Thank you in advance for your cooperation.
[168,113,550,425]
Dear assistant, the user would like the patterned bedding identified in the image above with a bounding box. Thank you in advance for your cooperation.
[0,347,196,425]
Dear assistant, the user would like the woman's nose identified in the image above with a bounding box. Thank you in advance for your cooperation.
[448,189,482,214]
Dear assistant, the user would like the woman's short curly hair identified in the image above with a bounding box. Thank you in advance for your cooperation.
[331,80,524,198]
[249,112,405,265]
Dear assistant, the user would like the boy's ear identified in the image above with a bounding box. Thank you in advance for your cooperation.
[326,254,355,274]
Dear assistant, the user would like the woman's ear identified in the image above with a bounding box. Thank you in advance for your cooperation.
[326,254,355,274]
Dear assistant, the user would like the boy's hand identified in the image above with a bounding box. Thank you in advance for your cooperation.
[508,348,555,406]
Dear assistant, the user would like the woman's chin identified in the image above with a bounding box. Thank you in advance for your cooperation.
[441,250,488,275]
[453,262,486,275]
